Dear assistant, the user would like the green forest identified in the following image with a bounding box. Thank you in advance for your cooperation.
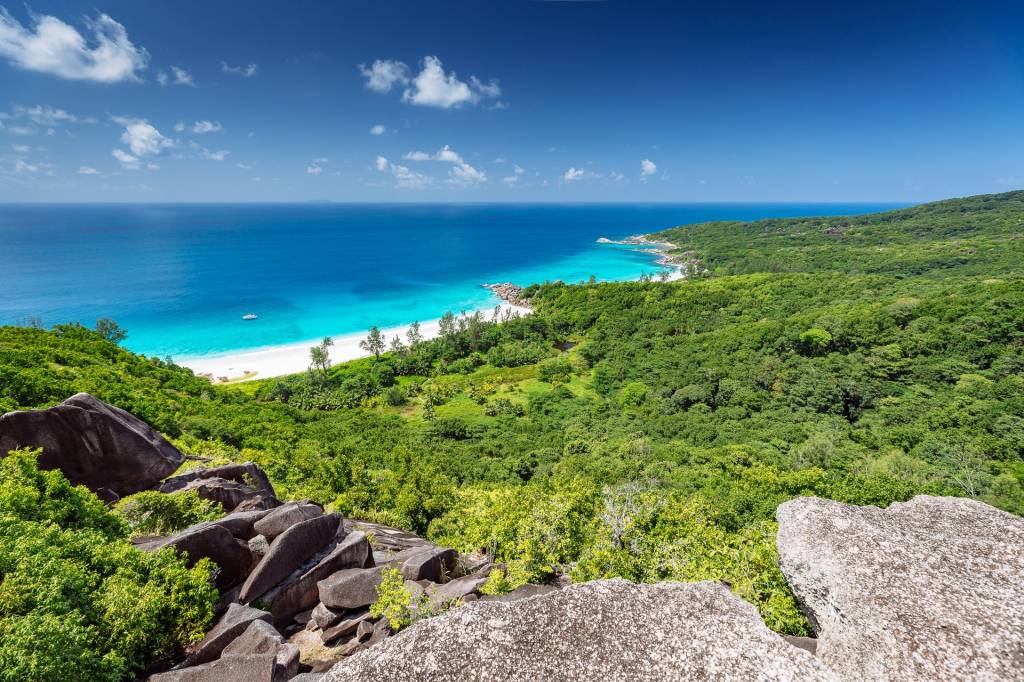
[2,190,1024,676]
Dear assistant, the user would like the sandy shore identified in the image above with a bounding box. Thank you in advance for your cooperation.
[181,239,685,383]
[180,304,531,383]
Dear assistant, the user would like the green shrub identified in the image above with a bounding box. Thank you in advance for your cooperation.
[115,490,221,536]
[617,381,649,407]
[484,398,525,417]
[369,567,412,631]
[798,328,833,356]
[538,357,573,383]
[384,386,407,406]
[0,450,217,682]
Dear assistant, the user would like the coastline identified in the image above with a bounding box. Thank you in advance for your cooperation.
[179,303,531,383]
[179,237,685,383]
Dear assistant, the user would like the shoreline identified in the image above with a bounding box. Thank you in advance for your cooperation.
[597,234,703,276]
[180,238,686,383]
[179,303,531,383]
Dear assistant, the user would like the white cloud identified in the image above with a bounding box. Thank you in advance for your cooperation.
[13,105,76,126]
[448,161,486,185]
[112,148,139,170]
[221,61,257,77]
[306,157,328,175]
[641,158,657,176]
[435,145,463,163]
[375,155,431,188]
[399,144,486,185]
[0,9,148,82]
[362,56,502,109]
[392,164,431,188]
[170,65,193,86]
[114,117,173,156]
[77,165,98,174]
[403,56,475,108]
[200,148,229,161]
[237,162,252,170]
[403,145,463,163]
[14,159,38,173]
[358,59,409,93]
[6,125,34,135]
[173,121,185,132]
[146,162,159,170]
[469,75,501,98]
[369,124,387,136]
[494,157,507,164]
[513,164,525,175]
[563,167,585,182]
[11,143,29,153]
[502,175,518,185]
[191,120,223,134]
[156,70,168,86]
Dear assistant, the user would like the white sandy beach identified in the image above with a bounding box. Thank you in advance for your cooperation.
[180,242,685,383]
[180,303,532,382]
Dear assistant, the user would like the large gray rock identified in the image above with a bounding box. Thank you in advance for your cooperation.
[211,508,276,541]
[240,513,341,603]
[318,567,384,611]
[221,620,285,656]
[478,583,558,603]
[0,393,183,499]
[270,530,373,626]
[149,654,278,682]
[399,546,456,582]
[220,620,300,681]
[777,495,1024,682]
[138,522,255,589]
[324,580,835,681]
[180,603,272,668]
[160,461,277,500]
[173,477,275,514]
[254,502,324,540]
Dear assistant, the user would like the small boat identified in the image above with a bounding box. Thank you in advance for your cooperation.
[242,313,258,321]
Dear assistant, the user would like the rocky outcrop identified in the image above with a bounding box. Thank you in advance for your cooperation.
[0,393,183,500]
[478,583,557,603]
[161,462,279,513]
[180,603,273,668]
[317,567,384,611]
[776,495,1024,682]
[482,282,530,307]
[323,580,835,682]
[399,546,456,582]
[255,502,324,540]
[269,531,374,626]
[138,522,255,589]
[239,513,342,603]
[210,508,276,541]
[161,461,276,499]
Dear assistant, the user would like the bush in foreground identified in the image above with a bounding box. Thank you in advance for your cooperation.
[0,450,217,682]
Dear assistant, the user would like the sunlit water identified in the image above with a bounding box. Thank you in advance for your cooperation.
[0,203,902,359]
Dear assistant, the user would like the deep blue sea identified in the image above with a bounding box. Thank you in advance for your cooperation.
[0,203,902,359]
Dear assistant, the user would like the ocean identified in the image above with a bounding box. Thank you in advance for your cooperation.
[0,203,902,360]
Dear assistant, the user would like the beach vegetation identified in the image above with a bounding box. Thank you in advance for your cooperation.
[360,326,385,359]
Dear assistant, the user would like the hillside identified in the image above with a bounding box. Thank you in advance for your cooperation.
[2,191,1023,667]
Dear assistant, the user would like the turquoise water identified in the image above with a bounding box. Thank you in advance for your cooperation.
[0,203,902,359]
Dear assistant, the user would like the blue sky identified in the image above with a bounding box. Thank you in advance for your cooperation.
[0,0,1021,202]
